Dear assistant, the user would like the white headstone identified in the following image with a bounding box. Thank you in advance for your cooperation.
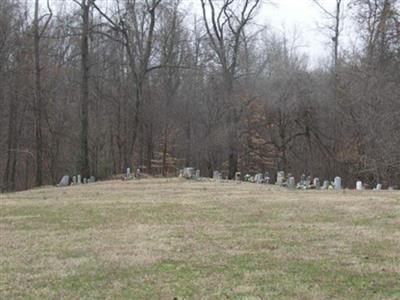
[195,170,200,178]
[375,183,382,190]
[288,176,296,189]
[334,176,341,190]
[322,180,330,190]
[72,176,77,184]
[356,181,363,191]
[77,175,81,185]
[183,167,194,179]
[127,167,131,176]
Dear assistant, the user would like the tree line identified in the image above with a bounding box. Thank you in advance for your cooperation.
[1,0,399,192]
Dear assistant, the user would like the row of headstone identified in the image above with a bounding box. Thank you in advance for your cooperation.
[356,180,383,191]
[123,167,142,180]
[275,171,388,191]
[244,172,271,184]
[58,175,95,187]
[179,167,201,179]
[274,171,342,190]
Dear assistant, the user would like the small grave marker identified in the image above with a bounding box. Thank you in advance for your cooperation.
[58,175,70,187]
[334,176,341,190]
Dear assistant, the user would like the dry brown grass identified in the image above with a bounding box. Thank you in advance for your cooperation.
[1,178,399,299]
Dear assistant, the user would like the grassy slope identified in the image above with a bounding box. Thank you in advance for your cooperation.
[1,178,399,299]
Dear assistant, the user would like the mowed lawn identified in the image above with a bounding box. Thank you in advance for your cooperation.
[1,179,399,299]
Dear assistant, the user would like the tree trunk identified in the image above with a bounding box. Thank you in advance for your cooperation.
[2,95,18,192]
[162,123,168,176]
[34,0,43,187]
[79,0,91,179]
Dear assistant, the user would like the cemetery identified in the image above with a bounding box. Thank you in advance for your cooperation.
[1,175,400,299]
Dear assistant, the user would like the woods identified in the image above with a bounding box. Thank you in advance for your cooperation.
[1,0,399,192]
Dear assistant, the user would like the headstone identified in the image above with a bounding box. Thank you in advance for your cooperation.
[179,169,184,178]
[322,180,330,190]
[72,176,77,184]
[88,176,95,183]
[183,167,195,179]
[264,172,270,184]
[305,176,312,187]
[356,180,363,191]
[254,173,263,184]
[126,167,131,177]
[375,183,382,190]
[334,176,341,190]
[213,171,222,180]
[276,171,285,186]
[58,175,70,187]
[313,177,320,189]
[83,178,87,184]
[244,174,251,182]
[235,172,241,181]
[136,168,141,178]
[77,175,81,185]
[195,170,200,178]
[288,176,296,189]
[300,174,306,186]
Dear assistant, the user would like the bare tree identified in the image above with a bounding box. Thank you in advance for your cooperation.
[94,0,162,170]
[200,0,261,178]
[33,0,52,186]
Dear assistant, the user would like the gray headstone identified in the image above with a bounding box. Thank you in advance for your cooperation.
[300,174,306,186]
[264,172,270,184]
[235,172,241,181]
[72,176,77,184]
[254,173,263,184]
[77,175,81,185]
[59,175,70,187]
[213,171,222,180]
[195,170,200,178]
[375,183,382,190]
[334,176,341,190]
[305,176,311,187]
[313,177,320,189]
[288,176,296,189]
[126,167,131,177]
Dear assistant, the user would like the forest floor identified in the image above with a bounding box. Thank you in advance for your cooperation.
[1,178,400,299]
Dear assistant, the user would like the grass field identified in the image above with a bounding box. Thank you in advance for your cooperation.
[1,178,399,299]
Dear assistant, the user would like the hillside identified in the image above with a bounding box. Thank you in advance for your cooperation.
[1,179,399,299]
